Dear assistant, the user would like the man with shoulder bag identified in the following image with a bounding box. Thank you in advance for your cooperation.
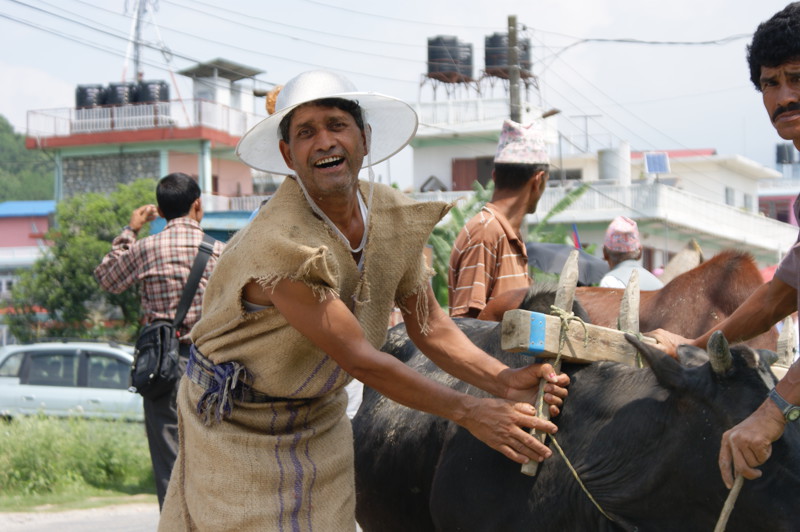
[94,173,225,509]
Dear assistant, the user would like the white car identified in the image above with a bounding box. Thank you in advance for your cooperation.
[0,340,143,421]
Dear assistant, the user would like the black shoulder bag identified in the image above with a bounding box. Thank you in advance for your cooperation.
[129,233,215,399]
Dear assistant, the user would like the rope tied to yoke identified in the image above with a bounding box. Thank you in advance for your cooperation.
[549,304,589,367]
[544,300,740,530]
[545,303,618,524]
[549,434,616,523]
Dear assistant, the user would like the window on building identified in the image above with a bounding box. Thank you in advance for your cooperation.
[743,194,753,212]
[724,187,735,207]
[452,157,493,191]
[548,168,583,186]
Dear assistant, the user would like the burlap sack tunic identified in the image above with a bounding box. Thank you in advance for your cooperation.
[159,177,449,531]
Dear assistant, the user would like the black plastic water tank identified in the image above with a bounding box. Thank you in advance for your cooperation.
[777,143,796,165]
[105,82,137,106]
[484,32,532,78]
[75,84,105,108]
[427,35,473,82]
[135,80,170,103]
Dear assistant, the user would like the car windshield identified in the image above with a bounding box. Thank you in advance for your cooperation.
[0,352,24,377]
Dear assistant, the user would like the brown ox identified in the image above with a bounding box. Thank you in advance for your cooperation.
[478,249,778,350]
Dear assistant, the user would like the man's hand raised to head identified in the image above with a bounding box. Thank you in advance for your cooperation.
[129,204,159,232]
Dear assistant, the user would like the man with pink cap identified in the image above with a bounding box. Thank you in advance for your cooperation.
[449,119,550,318]
[599,216,664,290]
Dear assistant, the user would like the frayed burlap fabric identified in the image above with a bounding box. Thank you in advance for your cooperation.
[159,178,449,531]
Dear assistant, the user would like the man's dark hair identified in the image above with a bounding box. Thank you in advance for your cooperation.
[747,2,800,90]
[493,163,549,191]
[604,248,640,266]
[156,172,201,220]
[279,98,365,142]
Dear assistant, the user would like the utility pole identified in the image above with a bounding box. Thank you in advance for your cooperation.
[508,15,521,123]
[132,0,148,81]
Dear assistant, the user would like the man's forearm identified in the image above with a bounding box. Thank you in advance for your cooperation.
[93,226,138,293]
[776,361,800,406]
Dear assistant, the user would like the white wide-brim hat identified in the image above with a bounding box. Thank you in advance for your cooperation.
[236,70,418,175]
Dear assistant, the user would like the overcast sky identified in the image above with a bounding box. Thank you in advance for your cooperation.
[0,0,795,188]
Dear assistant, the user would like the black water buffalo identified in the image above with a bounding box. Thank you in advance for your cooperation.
[353,286,800,532]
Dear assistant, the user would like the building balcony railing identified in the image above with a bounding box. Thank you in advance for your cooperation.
[415,98,511,129]
[26,100,265,140]
[413,181,798,255]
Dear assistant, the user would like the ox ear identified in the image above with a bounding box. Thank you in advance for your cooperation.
[625,333,685,390]
[756,349,779,367]
[675,344,709,368]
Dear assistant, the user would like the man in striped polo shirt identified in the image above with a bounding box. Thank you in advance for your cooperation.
[448,120,550,318]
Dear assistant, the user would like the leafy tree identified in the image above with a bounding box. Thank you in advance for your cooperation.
[0,115,54,200]
[7,180,156,342]
[428,181,493,308]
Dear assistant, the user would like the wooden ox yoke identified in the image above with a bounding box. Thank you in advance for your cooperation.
[506,250,655,476]
[501,251,656,367]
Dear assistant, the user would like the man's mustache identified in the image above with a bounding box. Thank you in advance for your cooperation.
[772,101,800,122]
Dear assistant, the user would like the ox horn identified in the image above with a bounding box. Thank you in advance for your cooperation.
[707,330,733,374]
[759,349,779,367]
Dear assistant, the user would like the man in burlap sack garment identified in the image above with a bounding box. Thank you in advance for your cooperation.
[159,70,570,531]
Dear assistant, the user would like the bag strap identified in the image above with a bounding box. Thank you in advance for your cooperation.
[173,233,216,328]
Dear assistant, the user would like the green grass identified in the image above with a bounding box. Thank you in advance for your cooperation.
[0,415,156,511]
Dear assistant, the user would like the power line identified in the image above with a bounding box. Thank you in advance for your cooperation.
[523,26,749,199]
[8,0,425,86]
[162,0,426,49]
[297,0,499,30]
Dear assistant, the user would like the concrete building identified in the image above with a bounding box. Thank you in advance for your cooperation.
[409,96,795,270]
[23,55,796,274]
[25,58,266,204]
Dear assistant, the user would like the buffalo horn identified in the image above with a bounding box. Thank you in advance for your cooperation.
[759,349,779,366]
[707,330,733,374]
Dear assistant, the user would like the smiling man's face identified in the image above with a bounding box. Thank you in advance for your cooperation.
[279,102,367,200]
[761,60,800,149]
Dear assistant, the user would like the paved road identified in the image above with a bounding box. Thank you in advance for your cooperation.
[0,502,366,531]
[0,503,160,532]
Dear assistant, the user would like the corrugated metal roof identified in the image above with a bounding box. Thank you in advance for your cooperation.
[0,201,56,218]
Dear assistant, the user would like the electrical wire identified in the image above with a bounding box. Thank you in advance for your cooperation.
[523,26,758,199]
[163,0,425,49]
[297,0,498,30]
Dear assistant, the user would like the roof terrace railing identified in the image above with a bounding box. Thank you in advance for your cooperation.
[26,100,265,139]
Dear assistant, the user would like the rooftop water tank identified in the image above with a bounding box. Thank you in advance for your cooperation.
[105,82,137,106]
[599,143,632,185]
[777,143,796,165]
[484,32,532,78]
[427,35,473,82]
[135,80,170,103]
[75,84,106,108]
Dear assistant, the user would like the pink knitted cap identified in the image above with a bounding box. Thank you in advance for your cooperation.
[494,119,549,165]
[604,216,640,253]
